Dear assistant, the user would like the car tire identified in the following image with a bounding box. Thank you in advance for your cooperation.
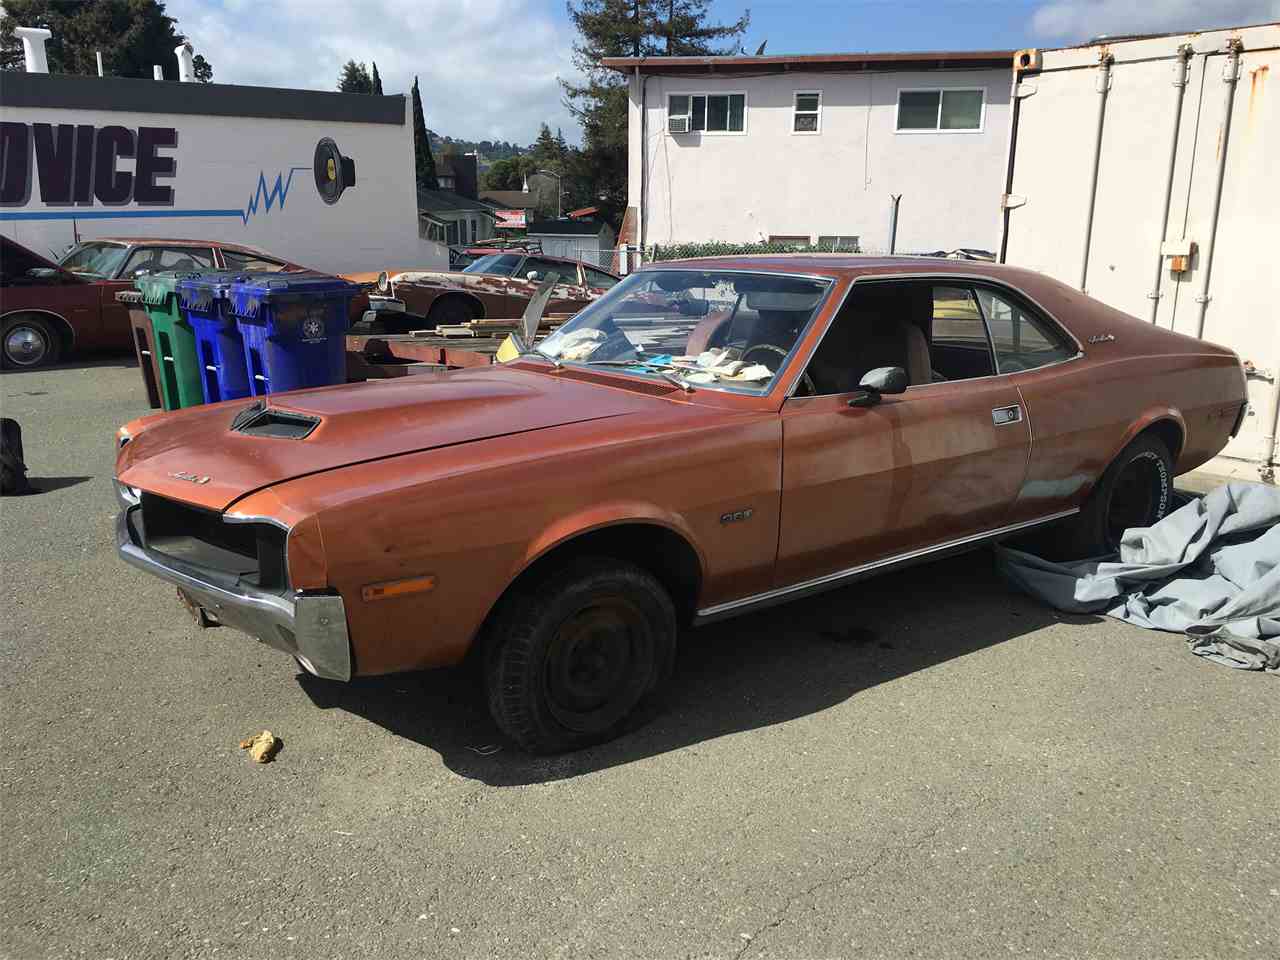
[427,296,478,327]
[2,315,62,369]
[485,556,677,754]
[1065,433,1174,557]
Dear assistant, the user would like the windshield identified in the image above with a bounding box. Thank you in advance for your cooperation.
[58,241,129,279]
[463,253,523,276]
[533,269,832,394]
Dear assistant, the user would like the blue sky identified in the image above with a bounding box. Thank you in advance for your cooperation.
[165,0,1278,144]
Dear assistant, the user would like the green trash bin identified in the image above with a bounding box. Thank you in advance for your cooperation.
[138,273,203,410]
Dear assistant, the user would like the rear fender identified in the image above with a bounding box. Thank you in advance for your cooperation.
[1085,406,1185,497]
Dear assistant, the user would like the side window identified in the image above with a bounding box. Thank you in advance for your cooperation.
[976,287,1075,373]
[120,246,216,277]
[584,267,618,290]
[221,249,287,272]
[523,258,572,284]
[928,285,995,381]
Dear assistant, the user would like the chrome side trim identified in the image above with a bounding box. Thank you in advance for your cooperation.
[695,507,1080,623]
[116,507,351,681]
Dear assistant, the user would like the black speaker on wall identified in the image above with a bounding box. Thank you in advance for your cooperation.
[314,137,356,205]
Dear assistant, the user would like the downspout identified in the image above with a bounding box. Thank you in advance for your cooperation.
[1147,44,1193,323]
[997,59,1026,264]
[1194,39,1243,340]
[1262,377,1279,483]
[1078,50,1113,292]
[887,195,902,254]
[637,65,649,257]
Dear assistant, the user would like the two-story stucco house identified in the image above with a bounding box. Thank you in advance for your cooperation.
[601,50,1014,254]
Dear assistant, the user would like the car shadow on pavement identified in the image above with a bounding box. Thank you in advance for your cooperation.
[298,549,1098,786]
[22,475,93,493]
[0,354,138,378]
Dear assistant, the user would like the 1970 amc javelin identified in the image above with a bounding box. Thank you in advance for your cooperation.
[115,256,1248,752]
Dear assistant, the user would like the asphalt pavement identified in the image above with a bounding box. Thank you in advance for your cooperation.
[2,358,1277,960]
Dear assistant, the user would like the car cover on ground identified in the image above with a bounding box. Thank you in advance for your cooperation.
[996,483,1280,673]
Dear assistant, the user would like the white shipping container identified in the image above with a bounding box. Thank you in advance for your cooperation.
[1001,23,1279,482]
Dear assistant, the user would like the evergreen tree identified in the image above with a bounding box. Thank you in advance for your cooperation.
[1,0,212,80]
[562,0,748,227]
[337,59,373,93]
[411,76,439,191]
[192,53,212,82]
[371,61,383,95]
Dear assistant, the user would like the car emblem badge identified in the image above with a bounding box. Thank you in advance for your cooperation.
[169,471,211,484]
[1088,333,1116,343]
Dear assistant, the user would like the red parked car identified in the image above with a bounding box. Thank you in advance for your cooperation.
[0,236,305,368]
[114,256,1247,753]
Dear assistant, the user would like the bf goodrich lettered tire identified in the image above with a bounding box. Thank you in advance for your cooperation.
[485,557,677,754]
[1065,433,1174,557]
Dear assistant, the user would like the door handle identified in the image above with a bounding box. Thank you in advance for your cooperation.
[992,404,1022,426]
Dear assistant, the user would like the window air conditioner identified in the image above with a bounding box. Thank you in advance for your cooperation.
[668,115,689,134]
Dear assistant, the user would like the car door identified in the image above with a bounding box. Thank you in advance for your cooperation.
[775,280,1031,587]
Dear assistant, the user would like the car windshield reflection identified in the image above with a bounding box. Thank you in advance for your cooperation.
[533,269,832,394]
[57,241,129,279]
[462,254,523,276]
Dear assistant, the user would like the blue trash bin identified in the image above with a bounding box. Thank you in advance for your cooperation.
[178,271,252,404]
[228,272,359,396]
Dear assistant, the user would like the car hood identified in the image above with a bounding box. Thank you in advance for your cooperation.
[117,366,662,512]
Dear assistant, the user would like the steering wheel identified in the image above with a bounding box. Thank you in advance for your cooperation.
[741,344,817,397]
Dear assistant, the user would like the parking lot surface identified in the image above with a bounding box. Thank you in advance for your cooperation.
[2,360,1277,960]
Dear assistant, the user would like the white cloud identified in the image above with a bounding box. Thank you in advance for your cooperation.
[1031,0,1280,41]
[165,0,581,145]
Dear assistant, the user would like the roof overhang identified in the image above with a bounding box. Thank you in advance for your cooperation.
[601,50,1014,76]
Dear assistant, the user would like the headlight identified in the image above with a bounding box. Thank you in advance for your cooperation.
[117,427,132,448]
[376,271,390,294]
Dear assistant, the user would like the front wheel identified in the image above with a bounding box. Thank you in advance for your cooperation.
[1066,433,1174,556]
[485,557,677,754]
[2,315,62,369]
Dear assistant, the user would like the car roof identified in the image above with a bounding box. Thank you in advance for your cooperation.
[92,237,279,256]
[639,254,1039,284]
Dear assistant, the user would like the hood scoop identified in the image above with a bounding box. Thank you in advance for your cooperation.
[230,401,319,440]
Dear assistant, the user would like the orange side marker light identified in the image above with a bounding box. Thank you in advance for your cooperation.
[361,575,437,602]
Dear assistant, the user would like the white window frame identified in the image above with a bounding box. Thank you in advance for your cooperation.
[894,87,986,134]
[666,91,749,136]
[792,90,822,135]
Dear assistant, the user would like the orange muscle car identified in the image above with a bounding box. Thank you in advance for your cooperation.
[114,256,1248,753]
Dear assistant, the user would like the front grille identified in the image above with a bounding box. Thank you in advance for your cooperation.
[139,493,288,591]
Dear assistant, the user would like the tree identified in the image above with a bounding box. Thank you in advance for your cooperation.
[338,59,373,93]
[192,53,212,83]
[561,0,748,228]
[1,0,212,81]
[371,60,383,95]
[411,76,439,191]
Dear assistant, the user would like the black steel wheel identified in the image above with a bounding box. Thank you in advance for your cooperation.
[427,296,478,327]
[1064,433,1173,557]
[485,556,676,753]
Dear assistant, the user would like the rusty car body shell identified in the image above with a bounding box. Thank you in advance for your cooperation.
[114,256,1246,678]
[369,255,618,322]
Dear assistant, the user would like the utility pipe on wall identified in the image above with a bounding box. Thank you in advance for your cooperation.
[1078,51,1113,292]
[1194,39,1243,340]
[636,65,649,254]
[1147,44,1193,323]
[887,194,902,254]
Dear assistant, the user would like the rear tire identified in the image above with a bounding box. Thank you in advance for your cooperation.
[2,315,62,369]
[427,296,478,327]
[485,557,677,754]
[1065,433,1174,557]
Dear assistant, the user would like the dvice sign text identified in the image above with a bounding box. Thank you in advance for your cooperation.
[0,123,178,207]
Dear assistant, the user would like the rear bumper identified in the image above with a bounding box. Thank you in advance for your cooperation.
[115,503,352,681]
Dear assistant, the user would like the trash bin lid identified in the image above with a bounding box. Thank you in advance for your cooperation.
[228,270,359,319]
[136,271,200,305]
[177,270,241,311]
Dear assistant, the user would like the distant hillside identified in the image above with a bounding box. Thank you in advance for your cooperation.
[427,131,526,166]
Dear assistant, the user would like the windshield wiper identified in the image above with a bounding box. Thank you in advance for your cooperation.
[583,358,694,392]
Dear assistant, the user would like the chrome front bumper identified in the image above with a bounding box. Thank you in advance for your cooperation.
[115,504,352,681]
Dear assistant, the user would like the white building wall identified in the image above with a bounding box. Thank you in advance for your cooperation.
[629,67,1011,252]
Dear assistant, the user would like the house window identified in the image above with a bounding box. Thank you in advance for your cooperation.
[446,221,459,245]
[896,89,985,132]
[793,92,821,133]
[668,93,746,134]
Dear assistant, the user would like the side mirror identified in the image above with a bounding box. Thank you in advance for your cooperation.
[848,366,908,407]
[526,270,541,281]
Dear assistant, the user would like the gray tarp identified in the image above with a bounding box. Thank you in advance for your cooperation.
[996,483,1280,673]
